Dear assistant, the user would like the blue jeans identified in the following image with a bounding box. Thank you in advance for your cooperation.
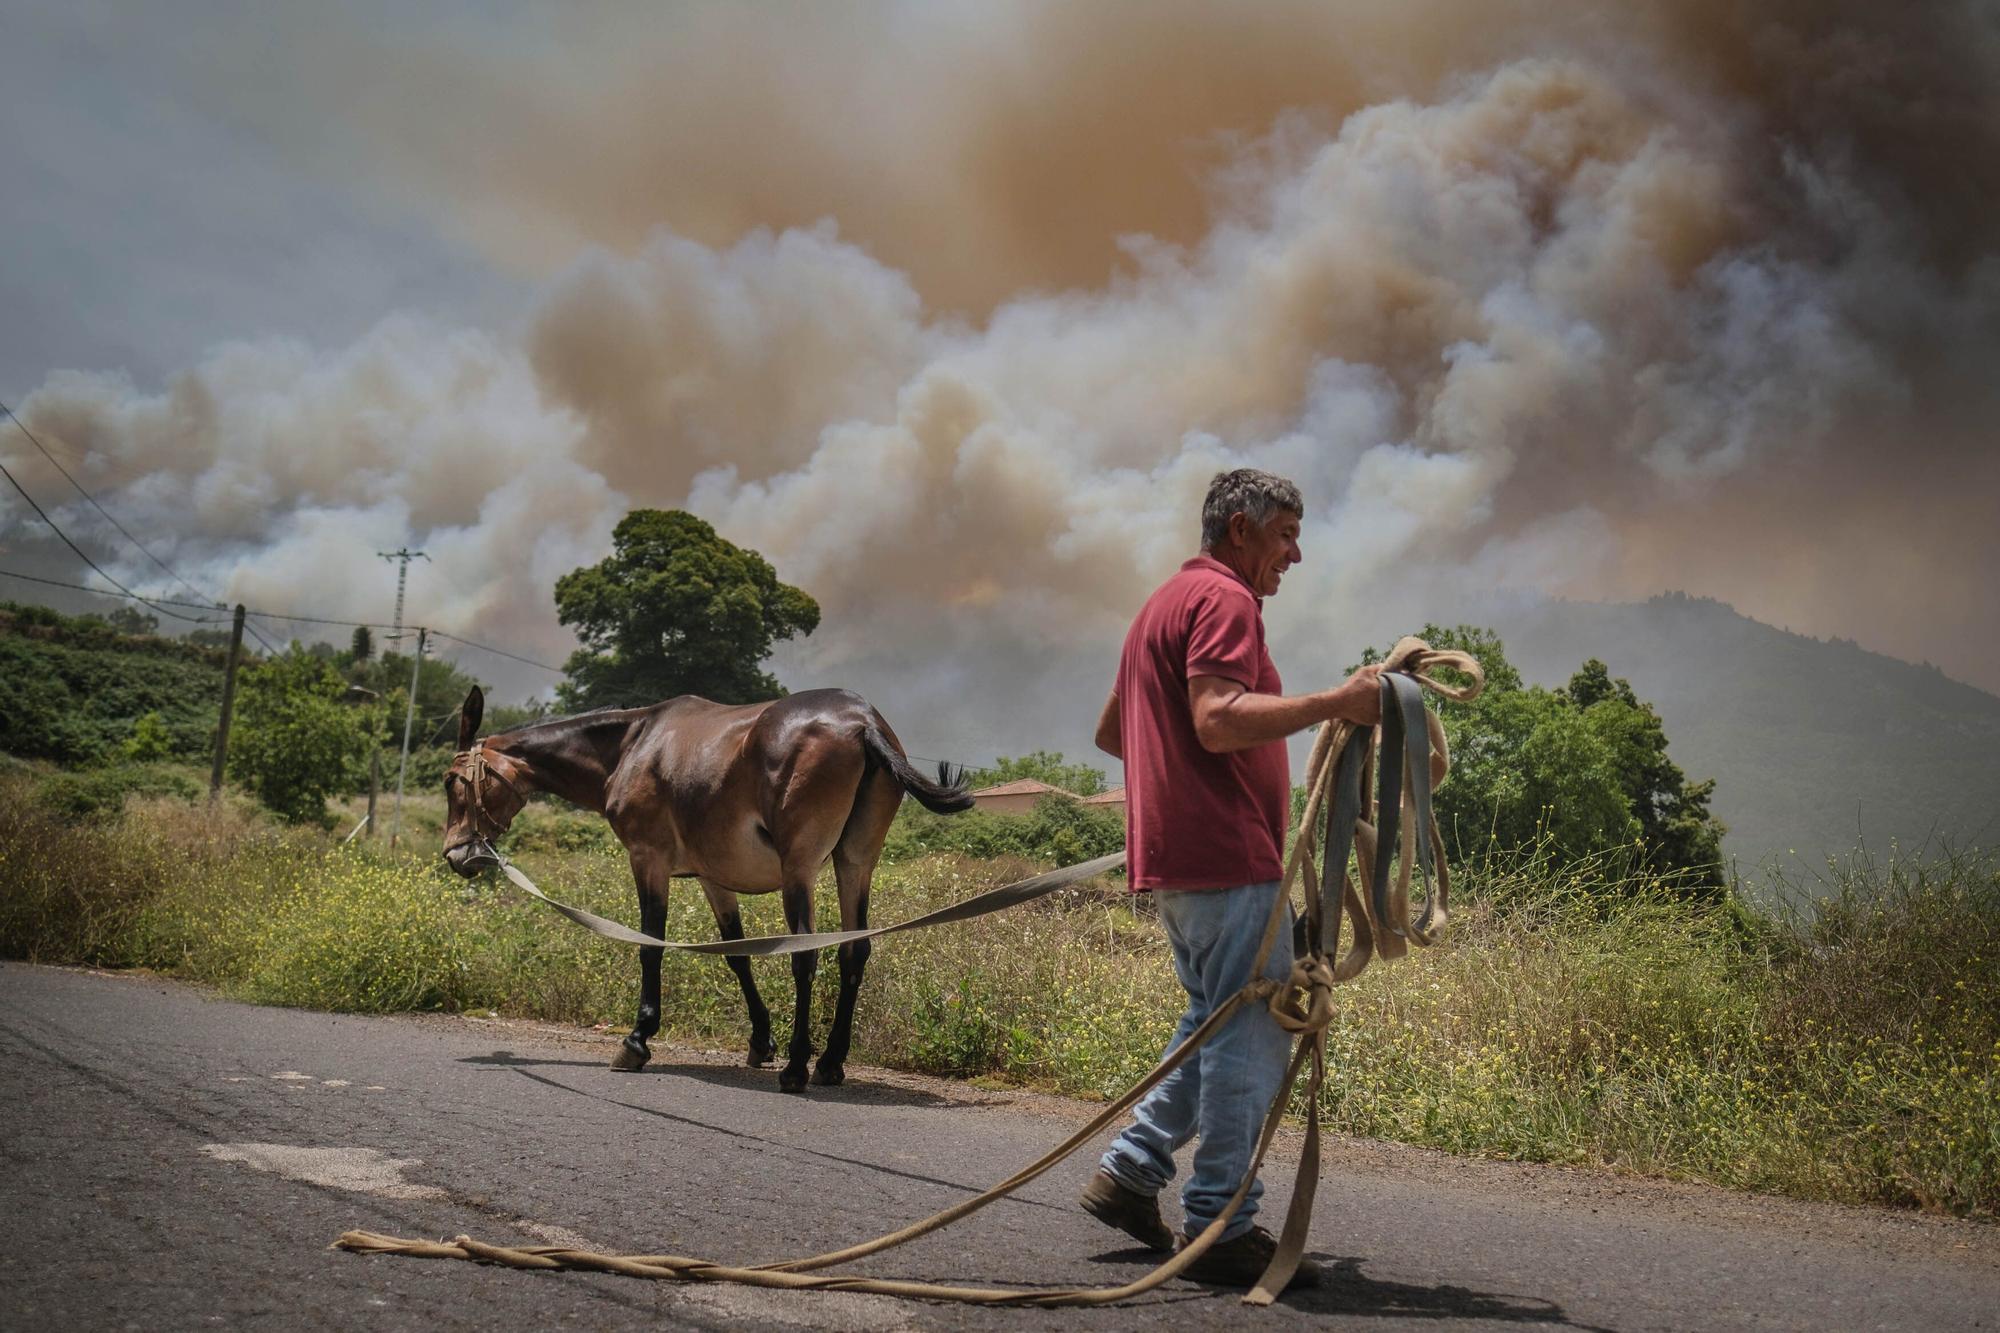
[1100,881,1296,1242]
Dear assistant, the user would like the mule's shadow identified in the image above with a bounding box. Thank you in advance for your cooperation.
[460,1047,961,1109]
[461,1054,1070,1216]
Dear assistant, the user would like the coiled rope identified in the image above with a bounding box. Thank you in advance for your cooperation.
[336,636,1482,1307]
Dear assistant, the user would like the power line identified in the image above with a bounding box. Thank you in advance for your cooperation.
[0,567,219,613]
[0,565,566,676]
[2,558,969,757]
[5,405,277,668]
[0,417,567,675]
[0,565,301,661]
[0,452,210,623]
[0,564,275,658]
[241,614,284,656]
[232,606,407,631]
[4,408,590,684]
[428,629,565,674]
[0,565,211,612]
[1,399,213,604]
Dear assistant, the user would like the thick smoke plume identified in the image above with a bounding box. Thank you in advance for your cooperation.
[6,2,1997,763]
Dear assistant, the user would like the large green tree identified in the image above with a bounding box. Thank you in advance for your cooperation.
[1563,658,1725,878]
[553,510,820,710]
[1359,624,1725,888]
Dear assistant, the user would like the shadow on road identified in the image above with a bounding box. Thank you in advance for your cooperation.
[1286,1255,1620,1329]
[459,1047,960,1108]
[457,1054,1610,1325]
[1069,1245,1611,1323]
[466,1058,1072,1214]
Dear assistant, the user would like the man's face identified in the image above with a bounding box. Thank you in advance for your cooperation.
[1232,508,1303,597]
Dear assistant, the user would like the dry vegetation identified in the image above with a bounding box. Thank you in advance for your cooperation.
[1,777,1993,1219]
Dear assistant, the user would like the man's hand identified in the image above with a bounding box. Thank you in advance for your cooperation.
[1335,664,1385,727]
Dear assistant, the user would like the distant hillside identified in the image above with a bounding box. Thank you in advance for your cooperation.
[1493,594,2000,875]
[0,604,227,764]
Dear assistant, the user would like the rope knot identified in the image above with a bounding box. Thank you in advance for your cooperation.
[1268,952,1337,1034]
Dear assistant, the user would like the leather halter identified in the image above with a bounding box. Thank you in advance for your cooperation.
[444,744,526,865]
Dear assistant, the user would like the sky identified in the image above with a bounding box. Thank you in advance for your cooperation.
[3,0,1997,771]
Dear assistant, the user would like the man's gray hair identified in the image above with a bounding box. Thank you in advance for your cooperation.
[1201,468,1303,549]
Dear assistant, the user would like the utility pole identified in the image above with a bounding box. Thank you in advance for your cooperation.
[390,627,426,848]
[208,604,246,805]
[377,547,429,639]
[343,683,383,839]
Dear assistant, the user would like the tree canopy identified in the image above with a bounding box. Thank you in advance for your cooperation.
[227,648,374,825]
[553,509,820,710]
[346,645,484,742]
[966,750,1108,797]
[1360,624,1726,889]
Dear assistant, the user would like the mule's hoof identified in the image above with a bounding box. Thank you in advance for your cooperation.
[610,1038,651,1072]
[747,1042,775,1068]
[812,1062,845,1087]
[777,1066,810,1094]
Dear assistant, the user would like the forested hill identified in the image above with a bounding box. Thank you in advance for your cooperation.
[1496,593,2000,876]
[0,604,227,764]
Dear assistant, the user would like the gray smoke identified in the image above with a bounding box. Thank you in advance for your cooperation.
[5,2,1996,765]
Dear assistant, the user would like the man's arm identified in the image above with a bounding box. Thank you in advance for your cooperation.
[1094,691,1123,760]
[1187,665,1382,754]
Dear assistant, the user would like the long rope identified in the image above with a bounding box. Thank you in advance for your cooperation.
[488,849,1129,955]
[336,636,1483,1306]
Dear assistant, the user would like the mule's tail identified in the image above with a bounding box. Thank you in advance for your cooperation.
[861,719,974,814]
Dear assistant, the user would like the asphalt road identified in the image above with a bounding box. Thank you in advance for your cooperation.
[2,962,1994,1331]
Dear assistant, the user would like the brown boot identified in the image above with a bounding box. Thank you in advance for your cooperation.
[1179,1224,1322,1290]
[1078,1170,1175,1252]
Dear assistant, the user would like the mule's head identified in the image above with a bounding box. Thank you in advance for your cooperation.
[441,686,526,877]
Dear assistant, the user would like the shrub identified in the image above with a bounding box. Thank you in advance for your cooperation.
[123,711,175,762]
[235,860,473,1013]
[883,794,1124,865]
[501,802,620,856]
[33,763,201,823]
[227,649,374,825]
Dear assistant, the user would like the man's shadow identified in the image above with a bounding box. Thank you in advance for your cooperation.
[1075,1247,1616,1326]
[1288,1255,1618,1328]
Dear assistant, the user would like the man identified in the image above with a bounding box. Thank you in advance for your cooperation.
[1079,467,1382,1290]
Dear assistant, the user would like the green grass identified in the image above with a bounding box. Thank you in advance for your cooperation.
[0,777,1993,1218]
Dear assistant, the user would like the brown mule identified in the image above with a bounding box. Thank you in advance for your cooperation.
[441,686,972,1092]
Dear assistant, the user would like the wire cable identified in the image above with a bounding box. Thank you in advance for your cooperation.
[0,566,560,677]
[0,455,211,622]
[1,399,214,604]
[0,567,223,613]
[242,614,284,656]
[427,629,565,674]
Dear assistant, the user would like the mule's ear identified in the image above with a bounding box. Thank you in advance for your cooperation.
[457,686,484,751]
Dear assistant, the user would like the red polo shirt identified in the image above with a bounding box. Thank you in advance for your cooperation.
[1116,554,1290,890]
